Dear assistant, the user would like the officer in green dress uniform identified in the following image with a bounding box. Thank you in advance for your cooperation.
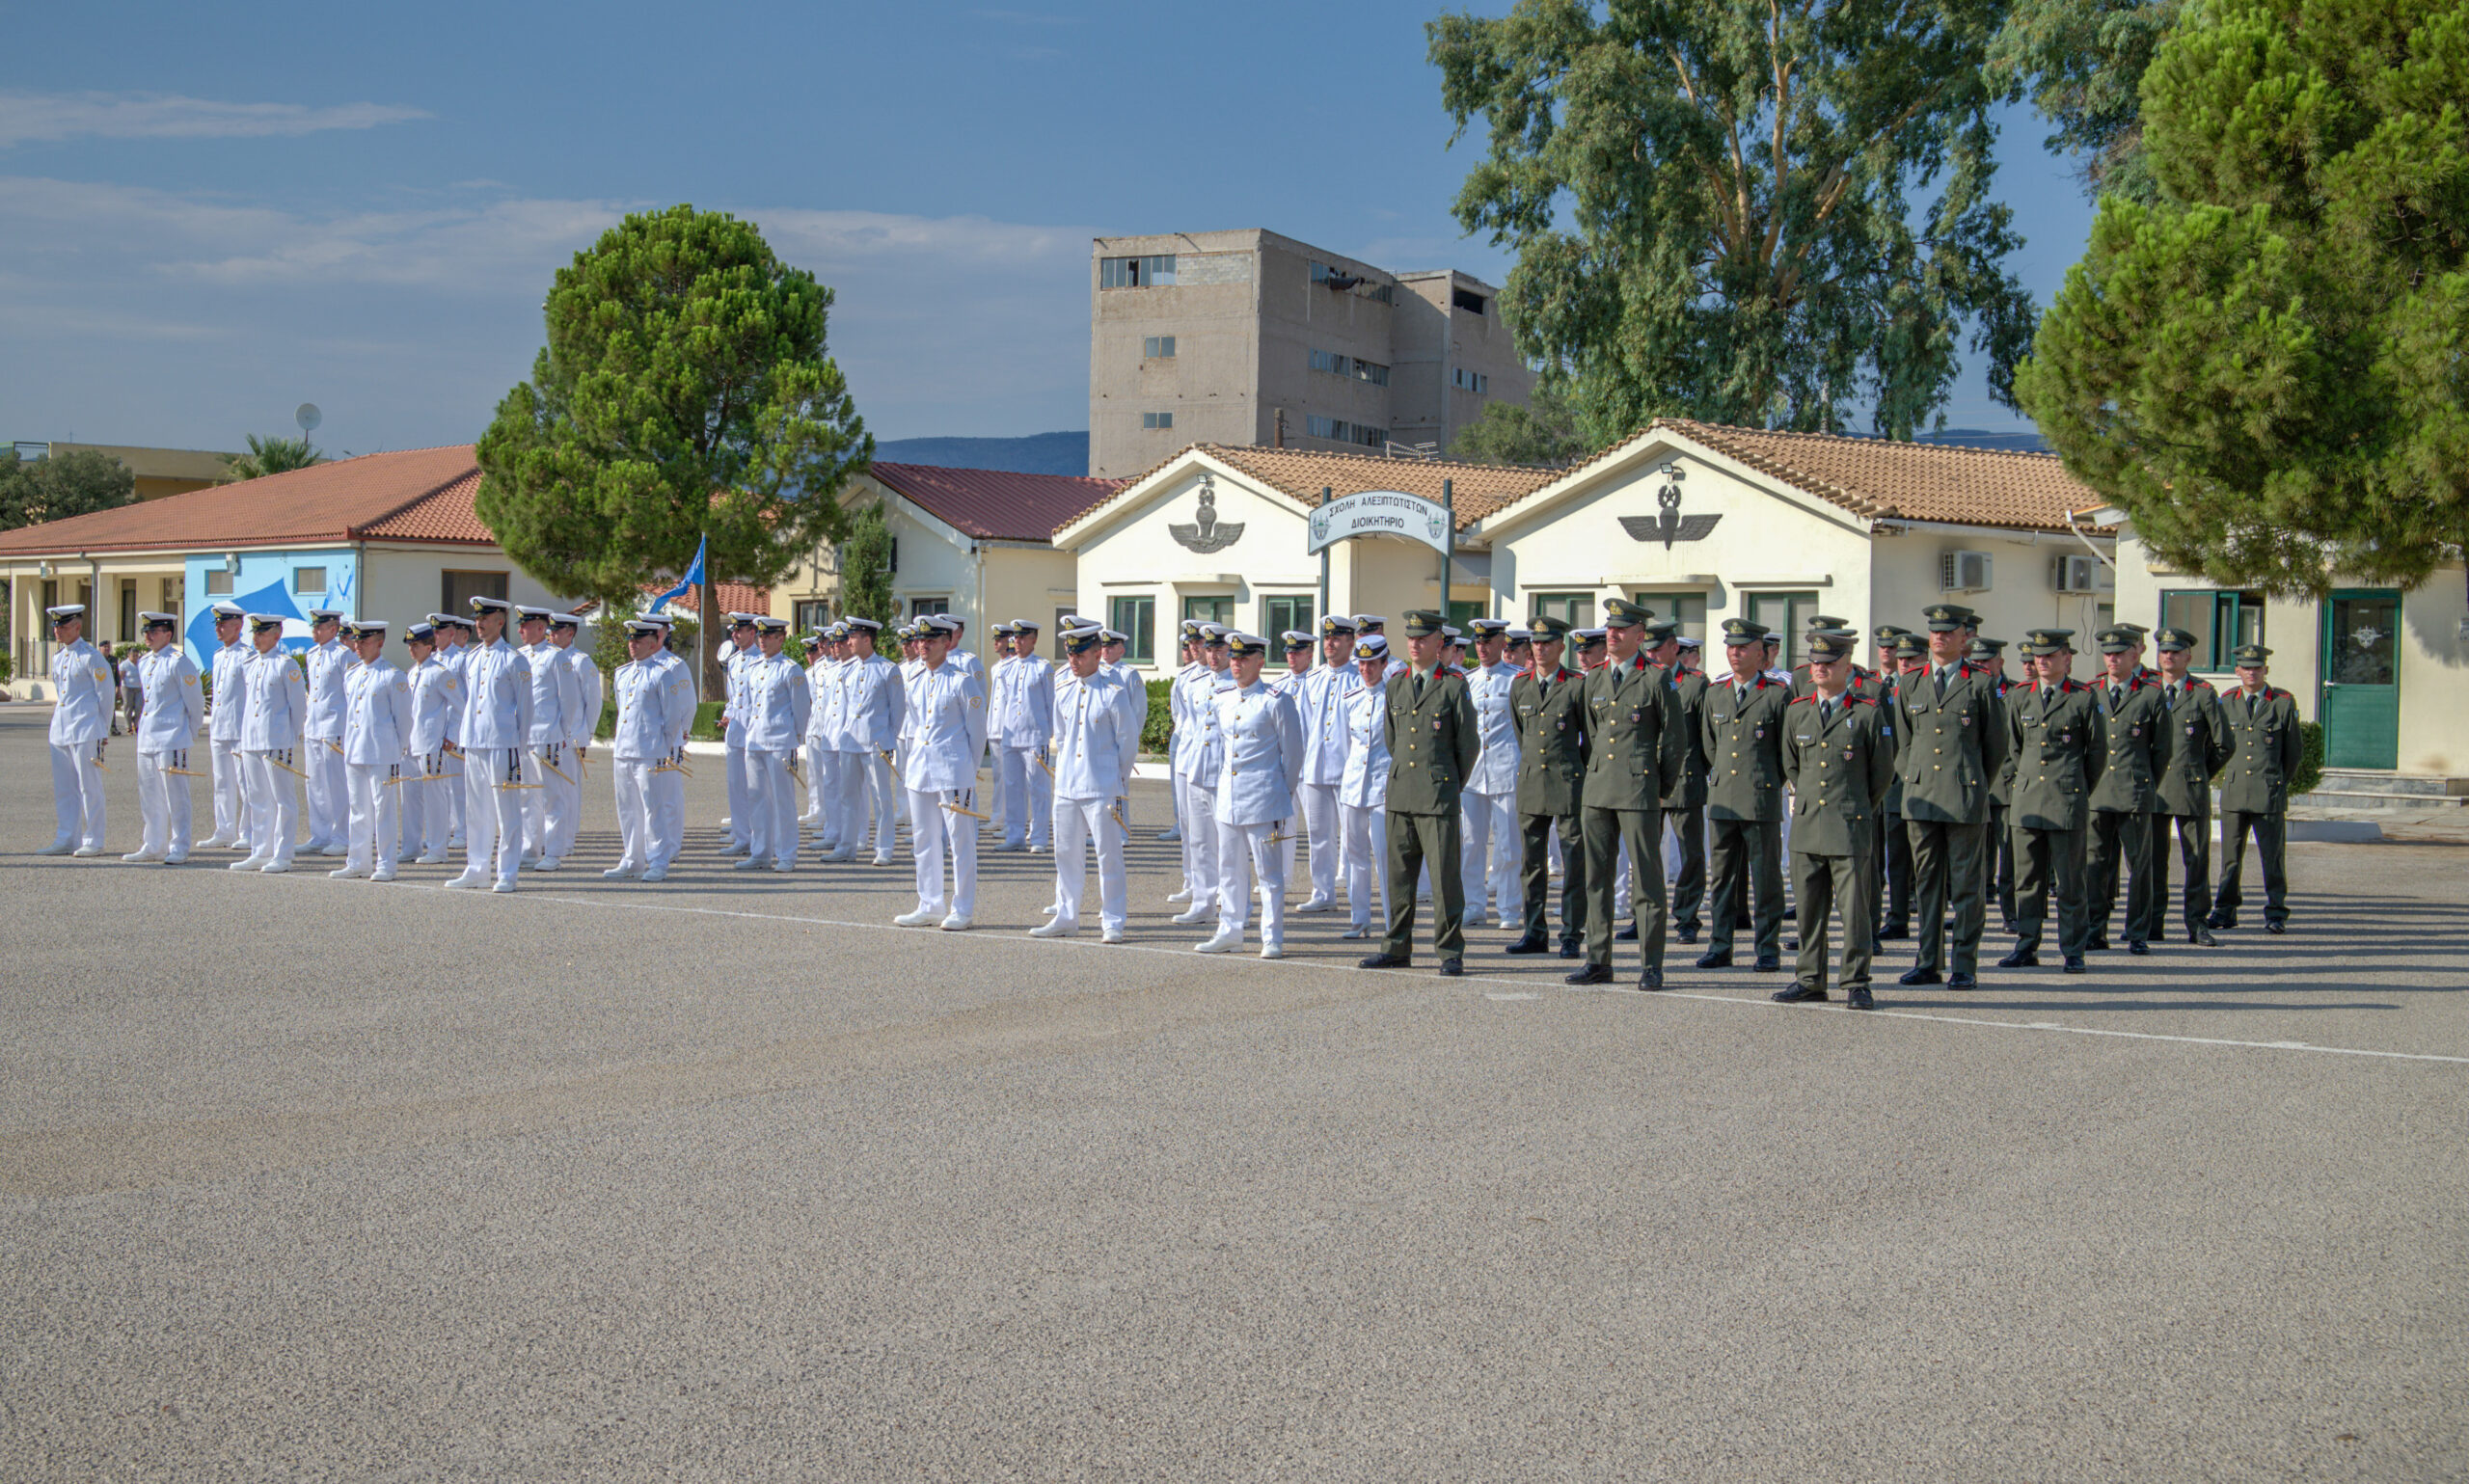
[1697,616,1793,972]
[1874,631,1927,940]
[2209,644,2302,934]
[2150,627,2231,945]
[2086,625,2170,954]
[1969,636,2020,932]
[1999,629,2104,973]
[1361,609,1482,976]
[1774,632,1897,1010]
[1507,615,1589,958]
[1644,620,1711,943]
[1892,604,2008,988]
[1787,615,1855,697]
[1566,598,1688,991]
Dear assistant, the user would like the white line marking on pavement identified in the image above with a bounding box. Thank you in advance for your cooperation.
[1485,992,1540,1002]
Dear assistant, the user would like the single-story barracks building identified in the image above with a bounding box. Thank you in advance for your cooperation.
[1056,419,2118,676]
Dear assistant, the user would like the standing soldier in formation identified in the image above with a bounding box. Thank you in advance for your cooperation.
[1870,627,1920,939]
[1697,617,1792,972]
[2150,628,2230,945]
[896,616,989,931]
[448,596,533,894]
[2210,644,2301,935]
[1968,635,2020,933]
[1360,610,1480,977]
[516,607,585,872]
[1506,615,1588,958]
[1568,599,1686,991]
[1198,633,1306,958]
[1643,621,1710,945]
[548,614,600,868]
[2086,626,2168,953]
[332,621,411,881]
[401,623,459,866]
[428,611,475,850]
[1165,620,1207,891]
[1337,634,1395,941]
[1292,614,1360,914]
[735,616,811,873]
[299,607,352,857]
[231,613,308,874]
[1033,624,1138,942]
[993,620,1053,853]
[1775,631,1897,1008]
[1171,626,1234,926]
[1270,631,1316,887]
[1892,604,2006,989]
[719,613,762,859]
[202,601,253,851]
[124,611,203,864]
[829,618,903,866]
[1459,616,1523,931]
[604,615,692,881]
[2000,629,2103,972]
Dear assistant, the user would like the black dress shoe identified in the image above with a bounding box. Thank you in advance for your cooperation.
[1505,933,1548,956]
[1615,922,1639,942]
[2190,928,2219,947]
[1439,958,1463,977]
[2127,940,2150,956]
[1752,955,1780,973]
[1694,949,1733,969]
[2265,921,2287,935]
[1559,941,1583,959]
[1876,925,1911,941]
[1637,967,1667,991]
[1947,971,1976,990]
[1847,985,1876,1010]
[2089,933,2110,952]
[1359,953,1411,969]
[2205,914,2234,931]
[2062,955,2086,974]
[1995,949,2039,969]
[1771,981,1828,1003]
[1784,936,1800,952]
[1564,963,1613,985]
[1898,967,1942,986]
[1675,925,1699,945]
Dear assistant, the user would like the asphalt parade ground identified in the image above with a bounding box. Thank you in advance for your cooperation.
[3,706,2463,1481]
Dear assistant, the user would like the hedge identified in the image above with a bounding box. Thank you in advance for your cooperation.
[1142,678,1174,756]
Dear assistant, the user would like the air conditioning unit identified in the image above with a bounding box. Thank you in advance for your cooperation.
[1940,550,1993,593]
[2053,553,2109,593]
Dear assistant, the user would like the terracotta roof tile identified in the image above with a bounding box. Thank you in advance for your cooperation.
[868,463,1123,543]
[1060,443,1560,536]
[0,445,489,555]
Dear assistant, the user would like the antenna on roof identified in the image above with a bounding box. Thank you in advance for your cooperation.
[296,403,322,436]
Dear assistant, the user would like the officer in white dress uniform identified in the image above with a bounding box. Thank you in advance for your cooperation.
[125,611,205,863]
[38,606,114,856]
[429,612,475,849]
[714,613,761,856]
[895,622,927,824]
[1269,632,1316,888]
[231,613,309,873]
[547,613,600,864]
[512,607,584,871]
[331,621,413,880]
[1337,636,1395,939]
[803,627,841,841]
[993,620,1055,852]
[201,601,253,850]
[1355,615,1411,681]
[895,616,989,930]
[447,596,534,893]
[735,616,811,872]
[295,608,352,855]
[1029,624,1137,942]
[400,623,459,864]
[1102,629,1146,835]
[1171,625,1235,925]
[1164,620,1207,889]
[606,615,694,880]
[831,617,904,865]
[1461,617,1524,930]
[1196,633,1305,958]
[1291,614,1359,913]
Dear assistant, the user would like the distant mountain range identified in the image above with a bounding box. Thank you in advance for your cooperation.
[873,431,1091,477]
[1913,427,2050,452]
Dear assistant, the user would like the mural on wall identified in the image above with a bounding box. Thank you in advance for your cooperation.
[1168,475,1244,554]
[1617,464,1723,550]
[180,552,356,666]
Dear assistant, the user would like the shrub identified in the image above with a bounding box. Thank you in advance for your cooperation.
[1142,678,1174,756]
[2293,721,2325,798]
[692,700,726,742]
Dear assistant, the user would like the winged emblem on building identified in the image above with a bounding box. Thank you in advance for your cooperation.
[1618,466,1722,550]
[1169,479,1244,553]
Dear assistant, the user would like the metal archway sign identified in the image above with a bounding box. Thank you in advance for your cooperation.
[1308,489,1452,557]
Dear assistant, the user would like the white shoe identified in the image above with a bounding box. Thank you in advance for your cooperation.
[71,846,105,857]
[534,857,560,873]
[639,866,669,882]
[1167,887,1193,903]
[443,872,486,890]
[1195,931,1241,954]
[772,862,795,873]
[1029,919,1076,938]
[163,853,188,865]
[1157,828,1181,843]
[518,853,542,868]
[731,856,770,871]
[122,850,163,863]
[1100,925,1126,944]
[492,878,517,893]
[417,851,449,866]
[1294,897,1334,914]
[603,865,640,879]
[720,843,750,858]
[448,836,466,850]
[230,854,270,872]
[938,912,972,931]
[328,865,370,879]
[36,841,74,856]
[871,855,894,868]
[371,869,396,882]
[317,845,349,857]
[1171,903,1215,925]
[201,835,234,850]
[1342,922,1370,940]
[1041,904,1058,916]
[258,861,291,874]
[1261,943,1285,959]
[895,907,939,927]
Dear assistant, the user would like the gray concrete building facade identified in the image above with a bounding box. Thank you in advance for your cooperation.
[1088,229,1534,478]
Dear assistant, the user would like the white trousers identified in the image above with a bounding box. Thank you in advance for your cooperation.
[402,753,448,859]
[803,742,831,823]
[136,748,195,857]
[209,735,247,844]
[546,744,583,860]
[524,742,580,860]
[835,750,894,861]
[344,761,400,874]
[723,740,750,848]
[1299,781,1342,904]
[998,746,1051,848]
[1215,817,1286,948]
[1341,800,1390,929]
[448,742,467,843]
[1172,765,1195,886]
[49,741,108,850]
[907,786,978,918]
[745,747,799,868]
[462,746,526,887]
[240,749,298,867]
[614,758,685,871]
[1179,773,1222,905]
[1460,789,1519,922]
[305,736,346,850]
[1051,796,1127,932]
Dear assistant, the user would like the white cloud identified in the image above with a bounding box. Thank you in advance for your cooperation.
[0,91,429,148]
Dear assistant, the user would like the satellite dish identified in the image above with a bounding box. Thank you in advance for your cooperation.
[296,403,322,435]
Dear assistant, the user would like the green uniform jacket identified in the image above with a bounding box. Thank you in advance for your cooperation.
[1383,669,1482,816]
[2006,679,2107,831]
[2215,686,2304,815]
[1511,666,1589,817]
[1700,673,1794,822]
[1890,662,2009,825]
[1878,675,1908,813]
[1663,669,1710,810]
[1789,662,1883,700]
[2089,676,2171,813]
[2154,677,2232,817]
[1581,656,1686,809]
[1781,694,1897,856]
[1990,681,2019,806]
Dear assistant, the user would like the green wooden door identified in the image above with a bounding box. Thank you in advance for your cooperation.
[2320,591,2401,769]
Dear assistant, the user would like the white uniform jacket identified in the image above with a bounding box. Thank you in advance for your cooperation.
[1050,667,1136,801]
[996,655,1054,750]
[613,655,694,761]
[1175,664,1234,779]
[1299,661,1361,785]
[1213,681,1306,827]
[457,639,534,750]
[840,654,906,752]
[137,647,206,751]
[207,639,252,742]
[524,641,584,747]
[303,638,353,741]
[239,648,309,751]
[739,652,811,752]
[407,656,459,756]
[563,647,604,745]
[1339,685,1392,811]
[343,659,414,766]
[48,639,116,746]
[1466,660,1523,796]
[901,662,990,793]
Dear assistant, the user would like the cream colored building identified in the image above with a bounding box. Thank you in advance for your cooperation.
[9,440,237,501]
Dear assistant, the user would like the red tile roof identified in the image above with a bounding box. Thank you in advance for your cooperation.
[1057,443,1560,537]
[0,445,492,555]
[867,463,1123,544]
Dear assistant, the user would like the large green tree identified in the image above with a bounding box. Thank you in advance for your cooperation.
[2016,0,2469,595]
[475,204,872,692]
[218,433,324,483]
[1448,379,1592,465]
[1429,0,2038,445]
[1988,0,2181,201]
[0,447,136,531]
[835,502,896,625]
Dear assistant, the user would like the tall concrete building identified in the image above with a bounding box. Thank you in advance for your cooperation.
[1087,229,1535,478]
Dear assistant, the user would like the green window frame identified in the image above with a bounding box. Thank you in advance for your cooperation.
[1745,590,1819,667]
[1180,594,1234,627]
[1530,591,1594,629]
[1262,595,1316,666]
[2159,588,2266,670]
[1109,595,1155,662]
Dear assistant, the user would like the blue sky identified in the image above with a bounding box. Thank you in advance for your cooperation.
[3,0,2096,457]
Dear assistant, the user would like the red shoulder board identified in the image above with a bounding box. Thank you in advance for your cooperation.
[1855,694,1880,706]
[1756,675,1774,689]
[2063,678,2083,692]
[2190,676,2211,688]
[2268,687,2287,701]
[1789,693,1818,705]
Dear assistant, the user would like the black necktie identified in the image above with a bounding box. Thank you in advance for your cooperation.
[1820,698,1837,725]
[2110,684,2123,711]
[2166,683,2179,708]
[1413,673,1425,701]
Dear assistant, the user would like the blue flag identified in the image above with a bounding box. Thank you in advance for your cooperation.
[649,535,706,615]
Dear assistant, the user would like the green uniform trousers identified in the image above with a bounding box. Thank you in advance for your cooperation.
[1518,810,1587,951]
[2214,810,2290,928]
[2150,812,2214,935]
[1794,849,1877,995]
[1706,817,1784,958]
[1668,805,1706,932]
[1907,818,1991,976]
[1877,810,1914,933]
[1384,809,1467,961]
[2013,823,2091,957]
[2087,808,2160,945]
[1988,801,2016,929]
[1584,805,1666,971]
